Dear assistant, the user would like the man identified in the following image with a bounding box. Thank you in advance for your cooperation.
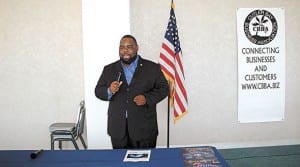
[95,35,169,149]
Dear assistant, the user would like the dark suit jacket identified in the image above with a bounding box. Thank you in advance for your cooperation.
[95,57,169,140]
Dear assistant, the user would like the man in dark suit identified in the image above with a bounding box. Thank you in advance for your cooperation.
[95,35,169,149]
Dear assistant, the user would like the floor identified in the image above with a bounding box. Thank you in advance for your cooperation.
[219,144,300,167]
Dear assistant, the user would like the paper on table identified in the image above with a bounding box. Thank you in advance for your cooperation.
[123,150,151,162]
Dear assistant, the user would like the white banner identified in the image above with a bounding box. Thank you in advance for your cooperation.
[237,8,285,123]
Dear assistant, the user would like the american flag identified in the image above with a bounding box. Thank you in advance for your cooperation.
[159,0,188,122]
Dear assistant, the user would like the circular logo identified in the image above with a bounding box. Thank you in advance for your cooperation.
[244,9,278,45]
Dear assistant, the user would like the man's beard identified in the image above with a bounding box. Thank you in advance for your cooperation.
[120,55,138,65]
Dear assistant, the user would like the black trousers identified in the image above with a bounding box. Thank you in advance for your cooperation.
[111,120,157,149]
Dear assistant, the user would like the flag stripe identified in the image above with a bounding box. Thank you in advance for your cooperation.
[175,55,188,101]
[160,55,175,77]
[160,42,176,76]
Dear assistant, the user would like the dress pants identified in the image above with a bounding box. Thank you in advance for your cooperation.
[111,119,157,149]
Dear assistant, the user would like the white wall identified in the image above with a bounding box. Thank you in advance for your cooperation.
[0,0,84,150]
[0,0,300,150]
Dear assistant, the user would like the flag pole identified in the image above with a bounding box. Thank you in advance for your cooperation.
[167,90,170,148]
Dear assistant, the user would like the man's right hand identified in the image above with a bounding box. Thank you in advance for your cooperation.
[109,81,123,94]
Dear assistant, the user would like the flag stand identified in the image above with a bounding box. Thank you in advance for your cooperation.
[167,93,170,148]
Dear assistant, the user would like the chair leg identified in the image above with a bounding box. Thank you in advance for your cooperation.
[59,141,62,150]
[79,135,87,149]
[71,137,79,150]
[51,141,55,150]
[50,134,54,150]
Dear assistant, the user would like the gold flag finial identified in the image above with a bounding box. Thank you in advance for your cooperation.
[171,0,175,9]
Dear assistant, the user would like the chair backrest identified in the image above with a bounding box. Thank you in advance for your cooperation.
[75,100,85,138]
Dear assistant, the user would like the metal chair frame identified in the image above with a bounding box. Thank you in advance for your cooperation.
[49,101,87,150]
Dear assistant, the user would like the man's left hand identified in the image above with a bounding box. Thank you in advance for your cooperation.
[133,95,146,106]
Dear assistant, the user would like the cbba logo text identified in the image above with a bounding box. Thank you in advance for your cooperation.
[244,9,278,45]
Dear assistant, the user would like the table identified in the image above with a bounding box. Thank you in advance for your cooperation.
[0,146,229,167]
